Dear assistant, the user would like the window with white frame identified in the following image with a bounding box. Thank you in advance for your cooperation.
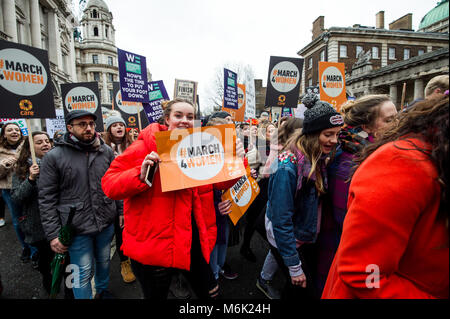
[340,45,347,58]
[108,56,113,66]
[356,45,363,56]
[418,49,425,56]
[320,50,325,62]
[308,78,313,87]
[403,48,410,60]
[92,54,99,64]
[308,57,313,69]
[93,72,100,81]
[389,47,396,60]
[372,47,379,59]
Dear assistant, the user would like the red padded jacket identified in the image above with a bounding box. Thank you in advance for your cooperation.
[101,123,216,270]
[322,139,449,299]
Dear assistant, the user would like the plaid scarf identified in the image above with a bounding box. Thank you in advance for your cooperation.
[338,125,374,155]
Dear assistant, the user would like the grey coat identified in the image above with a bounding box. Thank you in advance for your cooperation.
[11,172,46,244]
[38,134,121,241]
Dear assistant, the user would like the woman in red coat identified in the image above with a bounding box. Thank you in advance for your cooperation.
[102,98,218,299]
[322,95,449,299]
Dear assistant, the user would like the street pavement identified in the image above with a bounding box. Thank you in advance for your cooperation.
[0,208,285,300]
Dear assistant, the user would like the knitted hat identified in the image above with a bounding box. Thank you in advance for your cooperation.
[210,111,231,119]
[301,93,343,135]
[105,115,126,131]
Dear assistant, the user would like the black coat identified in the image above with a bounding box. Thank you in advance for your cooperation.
[38,134,121,241]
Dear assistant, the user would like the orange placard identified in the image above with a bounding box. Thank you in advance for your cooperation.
[319,62,347,112]
[221,166,260,225]
[222,83,246,122]
[155,124,246,192]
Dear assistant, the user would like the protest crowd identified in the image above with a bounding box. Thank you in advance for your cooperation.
[0,73,448,300]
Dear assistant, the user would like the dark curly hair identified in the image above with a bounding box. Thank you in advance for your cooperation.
[354,96,449,224]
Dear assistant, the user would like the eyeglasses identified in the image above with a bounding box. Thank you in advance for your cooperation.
[71,121,96,129]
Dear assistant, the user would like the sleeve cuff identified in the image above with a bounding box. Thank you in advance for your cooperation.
[288,262,304,277]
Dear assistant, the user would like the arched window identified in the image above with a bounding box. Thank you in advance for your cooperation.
[92,9,98,18]
[94,26,99,36]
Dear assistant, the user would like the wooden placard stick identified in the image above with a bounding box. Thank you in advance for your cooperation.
[25,119,37,165]
[400,82,407,111]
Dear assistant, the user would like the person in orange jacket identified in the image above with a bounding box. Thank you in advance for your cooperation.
[322,95,449,299]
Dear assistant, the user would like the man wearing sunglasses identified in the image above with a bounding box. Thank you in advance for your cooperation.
[38,110,121,299]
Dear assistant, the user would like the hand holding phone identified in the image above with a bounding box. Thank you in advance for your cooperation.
[145,161,159,187]
[140,151,161,186]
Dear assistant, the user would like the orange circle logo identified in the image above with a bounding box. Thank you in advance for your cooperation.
[19,99,33,111]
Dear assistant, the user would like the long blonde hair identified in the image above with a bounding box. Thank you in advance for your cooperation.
[284,130,327,194]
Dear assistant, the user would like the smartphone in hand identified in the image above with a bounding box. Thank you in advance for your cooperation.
[145,162,159,187]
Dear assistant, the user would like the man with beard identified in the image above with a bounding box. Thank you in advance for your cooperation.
[38,110,120,299]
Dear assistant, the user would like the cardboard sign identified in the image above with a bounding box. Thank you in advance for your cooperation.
[155,124,246,192]
[60,82,104,132]
[222,166,260,225]
[265,56,304,108]
[117,48,149,103]
[0,39,55,119]
[223,68,238,109]
[222,83,246,122]
[143,80,169,124]
[112,82,149,129]
[174,79,197,105]
[244,73,256,120]
[319,62,347,112]
[45,108,66,137]
[0,118,28,136]
[281,107,292,117]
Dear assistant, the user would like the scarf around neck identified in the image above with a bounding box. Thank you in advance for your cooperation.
[338,125,374,155]
[69,132,101,152]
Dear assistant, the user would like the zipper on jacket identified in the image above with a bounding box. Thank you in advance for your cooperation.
[86,151,100,232]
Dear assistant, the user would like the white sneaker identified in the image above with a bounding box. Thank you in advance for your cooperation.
[0,218,5,227]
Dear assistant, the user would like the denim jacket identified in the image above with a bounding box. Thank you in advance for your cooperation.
[266,152,320,268]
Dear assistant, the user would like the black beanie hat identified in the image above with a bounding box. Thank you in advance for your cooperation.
[210,111,231,119]
[301,94,343,135]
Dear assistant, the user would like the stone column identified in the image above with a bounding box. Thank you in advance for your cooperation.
[3,0,18,42]
[414,78,424,100]
[102,72,108,103]
[30,0,41,47]
[381,43,388,67]
[47,9,63,69]
[390,84,398,107]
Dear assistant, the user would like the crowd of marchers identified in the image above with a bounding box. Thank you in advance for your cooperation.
[0,75,448,300]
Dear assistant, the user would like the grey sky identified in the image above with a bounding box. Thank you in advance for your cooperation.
[102,0,437,114]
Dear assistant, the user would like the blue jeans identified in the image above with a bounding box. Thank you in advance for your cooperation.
[210,220,229,280]
[2,189,37,257]
[260,250,279,281]
[68,223,114,299]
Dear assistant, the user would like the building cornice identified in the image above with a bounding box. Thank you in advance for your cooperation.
[347,47,449,83]
[298,27,449,56]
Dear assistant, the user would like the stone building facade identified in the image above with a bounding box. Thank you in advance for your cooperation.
[75,0,117,108]
[298,8,449,107]
[0,0,77,130]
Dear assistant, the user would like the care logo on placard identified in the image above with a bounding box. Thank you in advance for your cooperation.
[230,175,252,207]
[176,132,225,181]
[19,99,33,116]
[270,61,300,93]
[0,48,47,96]
[115,91,143,114]
[321,66,344,98]
[65,86,98,113]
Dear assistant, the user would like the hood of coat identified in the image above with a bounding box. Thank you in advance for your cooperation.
[137,122,168,151]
